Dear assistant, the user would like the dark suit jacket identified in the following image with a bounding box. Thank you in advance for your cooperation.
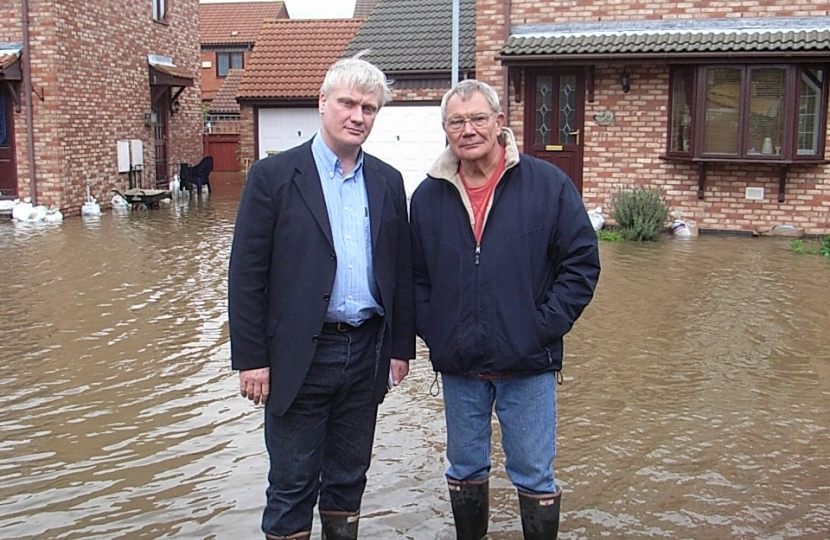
[228,137,415,416]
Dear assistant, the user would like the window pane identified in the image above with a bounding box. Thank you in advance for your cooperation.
[704,68,741,154]
[231,53,244,70]
[558,75,577,145]
[217,54,230,77]
[153,0,167,20]
[798,68,823,156]
[747,67,785,156]
[535,76,552,145]
[670,69,693,152]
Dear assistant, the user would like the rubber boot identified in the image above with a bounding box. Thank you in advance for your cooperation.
[518,489,561,540]
[265,531,311,540]
[319,510,360,540]
[448,478,489,540]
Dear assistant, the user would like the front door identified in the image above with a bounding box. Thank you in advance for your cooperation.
[524,69,585,193]
[0,86,17,198]
[153,94,170,188]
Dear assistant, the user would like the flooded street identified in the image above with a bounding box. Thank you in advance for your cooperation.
[1,190,828,539]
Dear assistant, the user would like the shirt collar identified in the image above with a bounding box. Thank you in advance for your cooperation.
[312,132,364,179]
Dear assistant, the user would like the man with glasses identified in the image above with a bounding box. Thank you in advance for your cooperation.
[409,79,600,539]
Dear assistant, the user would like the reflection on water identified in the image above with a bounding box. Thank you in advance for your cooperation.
[1,194,828,539]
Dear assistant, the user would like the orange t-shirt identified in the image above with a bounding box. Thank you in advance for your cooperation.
[459,147,506,242]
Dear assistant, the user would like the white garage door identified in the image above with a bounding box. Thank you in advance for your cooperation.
[363,105,445,197]
[257,108,320,159]
[258,105,445,197]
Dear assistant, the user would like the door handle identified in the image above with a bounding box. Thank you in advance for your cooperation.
[570,130,581,145]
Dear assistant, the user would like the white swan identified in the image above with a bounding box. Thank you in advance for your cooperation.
[587,206,605,231]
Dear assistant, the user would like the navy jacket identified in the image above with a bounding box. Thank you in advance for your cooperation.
[228,138,415,415]
[410,129,600,376]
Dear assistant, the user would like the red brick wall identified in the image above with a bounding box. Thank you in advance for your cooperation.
[1,0,202,215]
[200,48,252,103]
[476,0,830,234]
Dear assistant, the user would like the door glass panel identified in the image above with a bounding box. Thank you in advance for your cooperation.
[798,68,823,156]
[558,75,577,144]
[704,68,741,154]
[535,76,553,145]
[747,67,785,156]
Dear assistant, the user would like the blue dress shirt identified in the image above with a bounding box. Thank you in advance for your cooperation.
[311,134,383,325]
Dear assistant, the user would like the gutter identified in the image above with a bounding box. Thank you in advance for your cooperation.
[21,0,37,204]
[503,0,511,124]
[497,50,830,66]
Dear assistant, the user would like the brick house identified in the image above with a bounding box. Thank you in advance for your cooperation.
[236,0,475,195]
[199,1,287,108]
[0,0,202,214]
[236,18,364,175]
[478,1,830,235]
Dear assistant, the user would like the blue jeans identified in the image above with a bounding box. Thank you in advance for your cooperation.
[442,372,558,494]
[262,321,380,537]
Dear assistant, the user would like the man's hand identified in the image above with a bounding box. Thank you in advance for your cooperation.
[239,367,270,405]
[389,359,409,387]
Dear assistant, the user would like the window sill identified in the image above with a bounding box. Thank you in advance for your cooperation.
[661,154,829,166]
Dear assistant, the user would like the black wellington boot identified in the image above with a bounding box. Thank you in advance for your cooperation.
[319,510,359,540]
[265,531,311,540]
[448,478,489,540]
[518,489,561,540]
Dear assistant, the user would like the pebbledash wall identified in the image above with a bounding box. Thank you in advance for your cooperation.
[0,0,202,215]
[475,0,830,235]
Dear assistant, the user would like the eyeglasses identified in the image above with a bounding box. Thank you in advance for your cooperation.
[444,113,494,132]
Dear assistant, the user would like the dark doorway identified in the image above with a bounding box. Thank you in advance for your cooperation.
[0,86,17,197]
[152,95,170,188]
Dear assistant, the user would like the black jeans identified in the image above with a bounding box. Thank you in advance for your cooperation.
[262,319,380,537]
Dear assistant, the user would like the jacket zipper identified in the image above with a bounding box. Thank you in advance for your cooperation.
[474,243,481,266]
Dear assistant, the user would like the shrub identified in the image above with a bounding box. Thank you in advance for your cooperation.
[790,234,830,258]
[597,229,622,242]
[610,187,669,242]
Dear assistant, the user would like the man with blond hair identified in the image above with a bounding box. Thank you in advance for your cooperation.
[228,55,415,540]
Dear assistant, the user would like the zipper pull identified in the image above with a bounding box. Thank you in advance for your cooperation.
[475,243,481,266]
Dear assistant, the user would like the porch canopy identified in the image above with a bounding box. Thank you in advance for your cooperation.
[500,16,830,65]
[0,42,23,111]
[148,54,194,109]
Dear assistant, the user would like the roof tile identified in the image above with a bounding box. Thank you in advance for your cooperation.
[353,0,380,18]
[502,17,830,58]
[238,19,363,100]
[345,0,475,72]
[210,68,244,113]
[200,2,288,46]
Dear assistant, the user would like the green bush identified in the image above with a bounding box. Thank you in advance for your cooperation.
[597,229,622,242]
[610,187,669,242]
[790,234,830,257]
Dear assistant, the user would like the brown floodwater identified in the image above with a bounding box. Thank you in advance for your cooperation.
[1,189,828,540]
